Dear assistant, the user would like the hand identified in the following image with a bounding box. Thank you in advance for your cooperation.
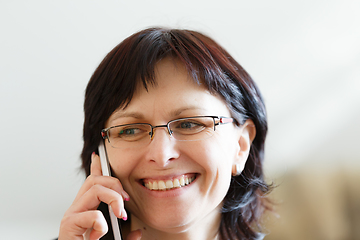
[58,152,129,240]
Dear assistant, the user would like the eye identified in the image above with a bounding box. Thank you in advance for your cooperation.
[172,119,206,134]
[179,121,202,129]
[119,128,140,136]
[113,124,150,141]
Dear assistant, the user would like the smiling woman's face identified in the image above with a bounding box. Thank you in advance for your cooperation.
[104,58,246,235]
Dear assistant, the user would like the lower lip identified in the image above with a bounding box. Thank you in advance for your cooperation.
[140,176,198,198]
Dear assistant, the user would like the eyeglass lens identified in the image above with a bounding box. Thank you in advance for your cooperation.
[106,117,217,148]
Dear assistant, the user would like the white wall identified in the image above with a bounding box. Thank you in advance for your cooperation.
[1,1,359,239]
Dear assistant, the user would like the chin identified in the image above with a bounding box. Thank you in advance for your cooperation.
[131,206,196,234]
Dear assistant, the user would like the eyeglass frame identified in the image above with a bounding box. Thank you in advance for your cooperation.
[101,116,234,146]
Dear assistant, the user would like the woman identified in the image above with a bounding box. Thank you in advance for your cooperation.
[59,27,272,240]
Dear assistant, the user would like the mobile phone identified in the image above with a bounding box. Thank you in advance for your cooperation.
[98,142,123,240]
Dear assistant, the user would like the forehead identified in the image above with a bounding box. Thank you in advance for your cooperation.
[106,58,230,125]
[137,57,201,92]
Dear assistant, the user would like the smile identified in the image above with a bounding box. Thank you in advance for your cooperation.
[143,174,197,191]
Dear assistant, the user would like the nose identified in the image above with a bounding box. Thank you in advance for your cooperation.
[150,124,172,140]
[146,127,180,167]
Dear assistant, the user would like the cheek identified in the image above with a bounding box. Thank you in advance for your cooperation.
[193,142,234,207]
[188,138,235,184]
[106,147,138,183]
[200,134,238,165]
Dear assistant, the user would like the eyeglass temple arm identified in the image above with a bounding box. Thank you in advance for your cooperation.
[101,130,108,139]
[219,117,233,124]
[213,117,233,131]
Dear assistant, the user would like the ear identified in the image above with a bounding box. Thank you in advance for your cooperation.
[232,119,256,176]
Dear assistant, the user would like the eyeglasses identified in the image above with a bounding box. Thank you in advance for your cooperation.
[101,116,234,149]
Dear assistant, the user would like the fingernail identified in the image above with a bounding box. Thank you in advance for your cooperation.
[122,190,130,201]
[122,209,128,221]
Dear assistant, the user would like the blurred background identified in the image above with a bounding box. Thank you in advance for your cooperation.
[1,1,359,239]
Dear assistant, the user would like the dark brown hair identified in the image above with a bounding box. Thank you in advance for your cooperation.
[81,27,271,240]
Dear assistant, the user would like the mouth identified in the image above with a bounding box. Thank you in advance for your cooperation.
[142,174,197,191]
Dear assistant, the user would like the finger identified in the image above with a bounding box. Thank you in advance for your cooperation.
[59,210,108,240]
[70,184,128,220]
[126,229,142,240]
[73,175,130,204]
[91,152,103,176]
[89,153,130,200]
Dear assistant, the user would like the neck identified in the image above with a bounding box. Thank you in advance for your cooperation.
[125,206,222,240]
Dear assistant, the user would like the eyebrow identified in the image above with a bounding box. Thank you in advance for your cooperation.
[169,106,207,117]
[109,111,145,123]
[108,106,207,125]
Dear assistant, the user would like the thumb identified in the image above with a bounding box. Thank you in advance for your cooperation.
[126,229,142,240]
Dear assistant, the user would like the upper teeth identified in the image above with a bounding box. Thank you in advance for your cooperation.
[144,176,195,191]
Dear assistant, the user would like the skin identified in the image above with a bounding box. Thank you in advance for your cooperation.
[59,58,255,240]
[59,153,142,240]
